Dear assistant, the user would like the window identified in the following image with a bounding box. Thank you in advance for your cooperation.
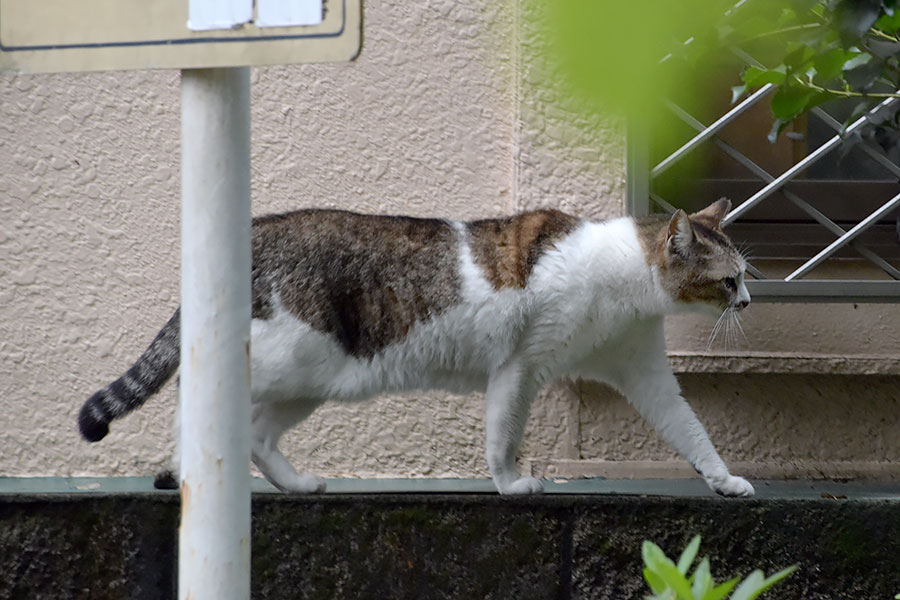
[627,53,900,302]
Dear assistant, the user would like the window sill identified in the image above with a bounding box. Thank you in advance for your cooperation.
[667,352,900,375]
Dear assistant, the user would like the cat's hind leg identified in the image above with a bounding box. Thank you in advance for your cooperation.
[251,398,326,493]
[154,377,181,490]
[484,362,542,495]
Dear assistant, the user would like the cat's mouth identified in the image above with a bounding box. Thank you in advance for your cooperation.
[731,299,750,312]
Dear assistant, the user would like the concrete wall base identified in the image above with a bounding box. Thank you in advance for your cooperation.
[1,488,897,599]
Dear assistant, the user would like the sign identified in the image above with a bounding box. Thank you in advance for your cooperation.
[0,0,360,74]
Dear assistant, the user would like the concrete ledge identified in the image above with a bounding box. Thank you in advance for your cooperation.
[525,459,900,482]
[1,479,898,599]
[668,352,900,375]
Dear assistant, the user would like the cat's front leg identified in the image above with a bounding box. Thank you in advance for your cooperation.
[703,471,755,497]
[484,362,542,495]
[623,369,754,498]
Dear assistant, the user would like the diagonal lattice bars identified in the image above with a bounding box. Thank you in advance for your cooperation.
[664,101,900,281]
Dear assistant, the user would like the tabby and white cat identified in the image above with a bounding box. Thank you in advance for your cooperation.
[78,199,754,497]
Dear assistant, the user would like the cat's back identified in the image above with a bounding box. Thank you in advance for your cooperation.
[249,208,584,363]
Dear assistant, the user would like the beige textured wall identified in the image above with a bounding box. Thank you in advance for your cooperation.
[1,0,897,482]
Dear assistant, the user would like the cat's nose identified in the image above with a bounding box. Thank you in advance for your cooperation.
[736,299,750,311]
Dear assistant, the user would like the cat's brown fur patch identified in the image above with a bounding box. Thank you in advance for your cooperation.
[465,209,580,289]
[634,214,669,263]
[251,209,461,359]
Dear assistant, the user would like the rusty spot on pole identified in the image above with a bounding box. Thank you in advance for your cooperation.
[180,480,190,510]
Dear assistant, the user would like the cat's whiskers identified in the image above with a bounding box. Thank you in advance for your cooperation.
[706,308,730,351]
[732,309,748,345]
[706,306,747,352]
[728,309,740,350]
[736,241,755,263]
[723,310,734,351]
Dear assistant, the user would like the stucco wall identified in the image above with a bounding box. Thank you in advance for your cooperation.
[1,0,897,483]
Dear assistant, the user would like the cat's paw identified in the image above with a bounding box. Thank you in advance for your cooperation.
[708,474,754,498]
[276,473,326,494]
[498,476,544,495]
[153,469,178,490]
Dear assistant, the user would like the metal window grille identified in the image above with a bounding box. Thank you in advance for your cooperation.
[627,53,900,303]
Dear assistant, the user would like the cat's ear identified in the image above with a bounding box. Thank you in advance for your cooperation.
[666,209,694,255]
[692,198,731,227]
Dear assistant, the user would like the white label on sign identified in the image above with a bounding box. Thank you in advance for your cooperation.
[188,0,253,31]
[257,0,323,27]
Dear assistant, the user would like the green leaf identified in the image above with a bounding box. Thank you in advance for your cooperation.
[643,541,667,570]
[813,47,849,81]
[783,43,815,70]
[691,558,712,598]
[771,85,818,121]
[742,65,786,89]
[843,52,873,71]
[644,567,668,595]
[731,84,748,104]
[768,118,790,144]
[757,566,799,596]
[677,536,701,575]
[705,576,739,600]
[875,10,900,34]
[729,571,764,600]
[729,566,798,600]
[776,7,798,27]
[642,542,693,600]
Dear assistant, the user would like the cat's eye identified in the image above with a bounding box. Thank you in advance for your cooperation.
[723,276,737,290]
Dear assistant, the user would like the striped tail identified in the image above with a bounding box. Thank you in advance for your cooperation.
[78,309,180,442]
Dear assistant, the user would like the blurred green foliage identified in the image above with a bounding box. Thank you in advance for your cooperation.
[547,1,723,122]
[545,1,900,143]
[642,535,797,600]
[732,0,900,141]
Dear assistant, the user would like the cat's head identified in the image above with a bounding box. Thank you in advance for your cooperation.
[656,198,751,313]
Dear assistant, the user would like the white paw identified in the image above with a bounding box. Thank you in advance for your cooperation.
[276,473,326,494]
[498,476,544,495]
[709,474,754,498]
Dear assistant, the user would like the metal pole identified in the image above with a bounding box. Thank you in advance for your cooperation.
[626,119,650,217]
[179,67,252,600]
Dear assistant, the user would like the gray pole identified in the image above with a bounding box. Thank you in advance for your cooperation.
[179,66,252,600]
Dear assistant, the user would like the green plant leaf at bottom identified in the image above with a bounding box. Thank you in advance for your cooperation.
[677,536,701,575]
[730,566,799,600]
[644,566,668,595]
[704,576,739,600]
[642,541,693,600]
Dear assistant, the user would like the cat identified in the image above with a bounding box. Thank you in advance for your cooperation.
[78,198,754,497]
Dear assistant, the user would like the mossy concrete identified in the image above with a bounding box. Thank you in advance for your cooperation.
[1,490,897,599]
